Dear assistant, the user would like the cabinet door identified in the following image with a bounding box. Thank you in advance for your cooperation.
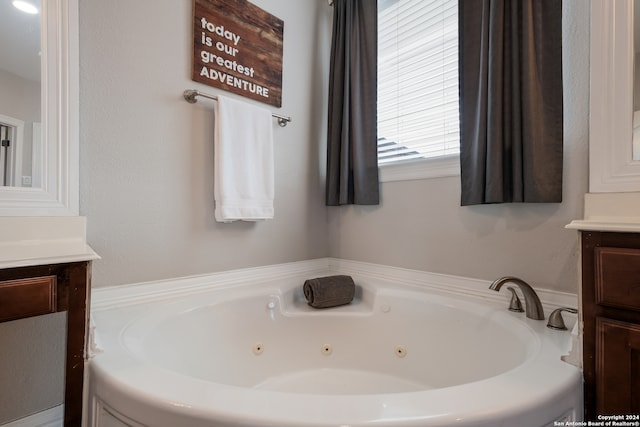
[595,247,640,311]
[0,276,56,322]
[596,317,640,414]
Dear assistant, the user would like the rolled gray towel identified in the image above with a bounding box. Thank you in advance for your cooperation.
[303,275,355,308]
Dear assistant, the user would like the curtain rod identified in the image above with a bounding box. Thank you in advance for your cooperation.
[183,89,292,127]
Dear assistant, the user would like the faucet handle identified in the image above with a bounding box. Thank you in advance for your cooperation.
[506,287,524,313]
[546,307,578,330]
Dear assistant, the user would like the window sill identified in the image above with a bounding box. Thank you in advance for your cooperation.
[379,155,460,183]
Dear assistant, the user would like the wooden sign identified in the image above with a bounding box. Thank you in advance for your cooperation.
[192,0,284,107]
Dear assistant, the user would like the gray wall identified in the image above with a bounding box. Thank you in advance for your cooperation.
[0,0,590,424]
[327,0,590,294]
[0,313,65,424]
[80,0,589,294]
[0,68,40,123]
[80,0,332,288]
[0,68,39,184]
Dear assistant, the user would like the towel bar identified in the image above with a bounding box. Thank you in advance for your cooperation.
[183,89,292,127]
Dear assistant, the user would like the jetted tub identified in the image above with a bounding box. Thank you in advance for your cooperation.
[88,265,582,427]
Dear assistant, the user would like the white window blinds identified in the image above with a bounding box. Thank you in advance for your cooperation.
[377,0,459,165]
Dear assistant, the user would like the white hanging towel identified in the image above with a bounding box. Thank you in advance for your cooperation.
[214,95,274,222]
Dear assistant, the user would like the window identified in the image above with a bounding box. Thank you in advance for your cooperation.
[377,0,459,167]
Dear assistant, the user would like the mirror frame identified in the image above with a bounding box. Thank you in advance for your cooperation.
[590,0,640,192]
[0,0,78,215]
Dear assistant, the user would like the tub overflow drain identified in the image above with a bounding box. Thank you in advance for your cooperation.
[253,343,264,355]
[395,345,407,358]
[321,344,333,356]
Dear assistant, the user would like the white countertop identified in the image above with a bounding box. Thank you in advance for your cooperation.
[0,216,99,269]
[567,192,640,232]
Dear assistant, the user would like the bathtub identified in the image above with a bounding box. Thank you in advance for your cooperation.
[88,260,582,427]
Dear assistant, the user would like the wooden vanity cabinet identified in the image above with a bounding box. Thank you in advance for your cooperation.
[0,261,91,427]
[582,231,640,419]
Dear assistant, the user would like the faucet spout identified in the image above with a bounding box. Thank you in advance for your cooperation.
[489,276,545,320]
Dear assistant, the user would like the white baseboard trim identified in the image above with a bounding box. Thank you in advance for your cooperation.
[92,258,331,311]
[327,258,579,312]
[92,257,578,314]
[1,406,63,427]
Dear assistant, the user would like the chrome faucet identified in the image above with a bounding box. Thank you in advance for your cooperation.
[489,276,545,320]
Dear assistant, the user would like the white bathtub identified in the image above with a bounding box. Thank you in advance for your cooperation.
[88,261,582,427]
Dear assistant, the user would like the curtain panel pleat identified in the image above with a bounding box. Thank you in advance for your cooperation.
[326,0,380,206]
[459,0,563,205]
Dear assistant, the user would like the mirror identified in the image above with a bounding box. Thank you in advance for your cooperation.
[590,0,640,192]
[0,0,79,215]
[0,0,41,188]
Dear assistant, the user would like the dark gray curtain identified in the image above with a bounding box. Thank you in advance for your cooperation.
[326,0,379,206]
[459,0,563,205]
